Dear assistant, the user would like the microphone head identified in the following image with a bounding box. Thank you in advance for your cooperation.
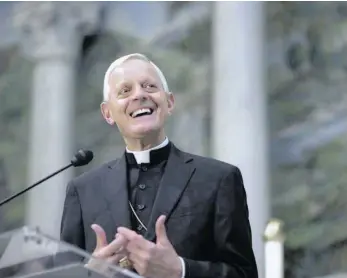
[71,149,94,167]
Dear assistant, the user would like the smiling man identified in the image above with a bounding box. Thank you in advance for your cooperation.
[60,53,258,278]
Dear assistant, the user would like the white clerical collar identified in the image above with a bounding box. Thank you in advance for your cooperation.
[126,137,169,164]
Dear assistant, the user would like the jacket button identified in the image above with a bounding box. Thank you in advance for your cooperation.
[138,184,146,190]
[137,204,145,210]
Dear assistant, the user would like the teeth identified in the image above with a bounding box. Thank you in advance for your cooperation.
[132,108,151,118]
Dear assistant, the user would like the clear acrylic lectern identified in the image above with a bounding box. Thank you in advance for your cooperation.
[0,226,142,278]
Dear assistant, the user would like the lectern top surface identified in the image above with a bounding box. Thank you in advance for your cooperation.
[0,226,141,278]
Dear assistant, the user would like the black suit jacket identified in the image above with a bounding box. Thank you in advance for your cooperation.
[60,144,258,278]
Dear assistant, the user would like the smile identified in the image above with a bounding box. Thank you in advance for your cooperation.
[130,108,154,118]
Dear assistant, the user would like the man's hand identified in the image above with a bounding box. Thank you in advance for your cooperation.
[86,224,129,270]
[117,215,182,278]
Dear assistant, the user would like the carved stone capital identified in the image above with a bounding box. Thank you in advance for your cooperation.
[13,2,101,60]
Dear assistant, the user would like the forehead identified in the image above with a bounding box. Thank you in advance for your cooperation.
[108,59,161,88]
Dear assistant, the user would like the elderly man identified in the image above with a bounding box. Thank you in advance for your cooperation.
[60,53,258,278]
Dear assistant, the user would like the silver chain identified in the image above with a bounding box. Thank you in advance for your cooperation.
[128,201,148,231]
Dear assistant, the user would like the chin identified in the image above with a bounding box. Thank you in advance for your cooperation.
[130,125,161,138]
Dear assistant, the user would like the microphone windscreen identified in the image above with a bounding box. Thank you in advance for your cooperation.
[71,149,94,167]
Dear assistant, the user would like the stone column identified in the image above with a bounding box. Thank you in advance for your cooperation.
[171,94,208,156]
[13,2,100,238]
[212,2,269,277]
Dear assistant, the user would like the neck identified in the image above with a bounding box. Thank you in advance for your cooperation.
[125,130,167,151]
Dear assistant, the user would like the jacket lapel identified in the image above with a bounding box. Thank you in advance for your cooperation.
[100,155,131,231]
[145,145,195,242]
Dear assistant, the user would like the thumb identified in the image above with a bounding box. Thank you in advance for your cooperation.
[155,215,169,245]
[91,224,107,249]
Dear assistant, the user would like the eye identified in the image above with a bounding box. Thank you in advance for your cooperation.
[118,87,130,96]
[144,83,157,89]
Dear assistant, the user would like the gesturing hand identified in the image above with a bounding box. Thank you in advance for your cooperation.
[117,215,182,278]
[86,224,129,271]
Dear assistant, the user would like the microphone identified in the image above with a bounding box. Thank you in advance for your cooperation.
[0,149,94,207]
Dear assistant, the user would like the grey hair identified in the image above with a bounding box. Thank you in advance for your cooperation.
[103,53,170,101]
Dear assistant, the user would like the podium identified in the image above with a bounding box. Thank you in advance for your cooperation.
[0,226,142,278]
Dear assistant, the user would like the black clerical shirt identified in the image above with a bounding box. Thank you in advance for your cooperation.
[125,140,171,236]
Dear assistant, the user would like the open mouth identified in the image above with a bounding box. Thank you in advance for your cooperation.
[130,108,154,118]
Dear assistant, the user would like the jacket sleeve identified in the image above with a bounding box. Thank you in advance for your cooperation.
[55,180,86,265]
[183,166,258,278]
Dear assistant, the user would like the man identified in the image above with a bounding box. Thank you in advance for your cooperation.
[60,53,258,278]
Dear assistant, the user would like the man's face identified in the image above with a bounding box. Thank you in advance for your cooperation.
[101,59,174,139]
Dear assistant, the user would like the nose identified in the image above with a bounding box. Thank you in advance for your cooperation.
[131,84,148,100]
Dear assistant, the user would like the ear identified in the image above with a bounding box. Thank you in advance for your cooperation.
[100,102,115,125]
[167,93,175,115]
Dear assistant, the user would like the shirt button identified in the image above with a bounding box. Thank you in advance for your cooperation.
[137,204,145,210]
[138,184,146,190]
[137,225,143,231]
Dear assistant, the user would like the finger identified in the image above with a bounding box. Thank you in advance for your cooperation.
[91,224,107,249]
[128,253,145,274]
[128,248,151,264]
[126,236,155,253]
[117,227,139,241]
[114,233,125,252]
[86,255,123,274]
[106,253,125,265]
[117,228,148,250]
[99,235,128,257]
[85,256,107,271]
[155,215,168,244]
[131,262,143,276]
[128,252,138,263]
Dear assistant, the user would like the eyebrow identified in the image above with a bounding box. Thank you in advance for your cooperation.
[142,77,158,84]
[115,81,130,91]
[108,80,128,95]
